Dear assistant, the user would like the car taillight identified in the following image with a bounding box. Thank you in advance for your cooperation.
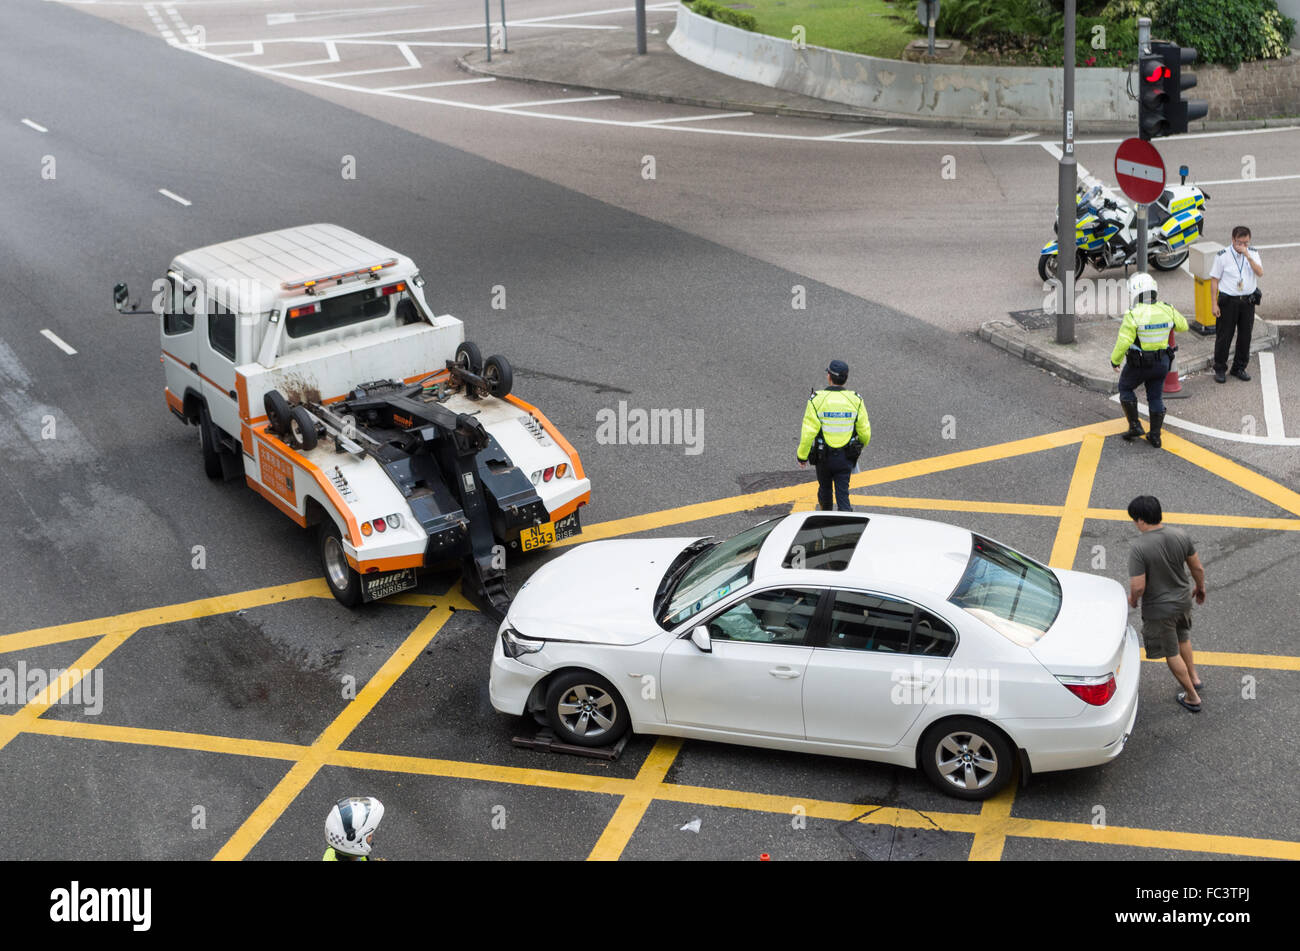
[1057,674,1116,706]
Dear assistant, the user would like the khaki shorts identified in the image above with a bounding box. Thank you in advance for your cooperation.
[1142,611,1192,660]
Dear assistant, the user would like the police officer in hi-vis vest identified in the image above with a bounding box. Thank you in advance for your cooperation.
[1112,273,1188,449]
[797,360,871,511]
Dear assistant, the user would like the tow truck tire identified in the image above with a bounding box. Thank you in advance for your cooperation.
[319,520,362,607]
[483,355,513,398]
[544,670,629,748]
[264,390,291,436]
[288,407,318,451]
[198,406,223,480]
[455,342,483,375]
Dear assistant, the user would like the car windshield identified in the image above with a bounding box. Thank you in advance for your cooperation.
[948,535,1062,647]
[660,520,778,627]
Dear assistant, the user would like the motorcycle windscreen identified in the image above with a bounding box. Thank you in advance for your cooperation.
[1160,209,1203,249]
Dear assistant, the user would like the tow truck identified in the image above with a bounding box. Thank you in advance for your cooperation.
[115,224,590,618]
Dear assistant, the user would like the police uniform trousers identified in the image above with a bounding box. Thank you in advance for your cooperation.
[1214,293,1255,375]
[1118,350,1171,415]
[815,447,853,512]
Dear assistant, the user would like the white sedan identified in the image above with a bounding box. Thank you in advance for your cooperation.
[489,512,1140,800]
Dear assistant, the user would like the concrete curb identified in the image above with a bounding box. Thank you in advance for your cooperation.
[979,318,1282,394]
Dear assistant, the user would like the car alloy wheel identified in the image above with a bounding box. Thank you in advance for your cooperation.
[545,671,629,747]
[935,729,1000,792]
[920,717,1014,800]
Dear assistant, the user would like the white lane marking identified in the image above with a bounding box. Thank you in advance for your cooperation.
[1255,242,1300,250]
[1040,141,1125,205]
[504,23,622,30]
[635,111,754,125]
[1259,352,1285,438]
[1111,394,1300,446]
[265,40,339,69]
[1269,320,1300,325]
[818,127,898,139]
[1001,132,1037,143]
[267,5,426,26]
[158,188,192,206]
[225,41,265,58]
[21,118,48,132]
[379,78,496,91]
[492,95,622,110]
[314,41,418,78]
[1195,173,1300,186]
[41,330,77,356]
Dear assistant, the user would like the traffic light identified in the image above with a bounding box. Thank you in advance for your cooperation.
[1139,41,1210,139]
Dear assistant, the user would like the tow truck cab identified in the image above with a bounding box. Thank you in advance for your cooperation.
[144,224,590,609]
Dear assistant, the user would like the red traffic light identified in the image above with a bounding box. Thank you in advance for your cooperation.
[1144,64,1171,83]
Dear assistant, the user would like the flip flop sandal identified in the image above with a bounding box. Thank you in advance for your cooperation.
[1176,692,1201,713]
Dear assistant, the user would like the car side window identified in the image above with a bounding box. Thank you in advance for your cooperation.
[209,301,236,361]
[706,588,820,646]
[825,592,914,653]
[911,609,957,657]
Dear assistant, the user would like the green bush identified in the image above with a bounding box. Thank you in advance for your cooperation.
[1154,0,1295,69]
[686,0,758,32]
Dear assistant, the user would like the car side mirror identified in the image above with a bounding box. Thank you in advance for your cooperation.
[113,282,129,313]
[690,625,712,653]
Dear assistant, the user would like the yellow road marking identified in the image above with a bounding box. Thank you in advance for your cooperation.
[21,717,312,761]
[1086,508,1300,531]
[1048,433,1105,570]
[1144,649,1300,672]
[968,785,1016,860]
[587,737,682,861]
[1163,431,1300,517]
[851,495,1065,518]
[213,602,455,861]
[0,579,329,653]
[1006,817,1300,861]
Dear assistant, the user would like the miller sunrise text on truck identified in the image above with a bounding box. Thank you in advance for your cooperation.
[114,224,590,616]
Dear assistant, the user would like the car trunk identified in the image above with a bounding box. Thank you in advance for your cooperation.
[1028,569,1129,677]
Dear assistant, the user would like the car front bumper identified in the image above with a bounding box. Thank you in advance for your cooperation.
[488,630,548,716]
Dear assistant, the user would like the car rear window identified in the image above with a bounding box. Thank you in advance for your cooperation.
[782,516,867,571]
[286,285,393,338]
[948,535,1061,647]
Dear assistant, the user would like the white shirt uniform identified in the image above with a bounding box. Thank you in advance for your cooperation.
[1209,246,1262,298]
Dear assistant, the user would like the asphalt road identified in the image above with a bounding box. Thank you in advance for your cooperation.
[1,0,1297,863]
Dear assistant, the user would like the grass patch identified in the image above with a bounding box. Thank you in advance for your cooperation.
[732,0,921,59]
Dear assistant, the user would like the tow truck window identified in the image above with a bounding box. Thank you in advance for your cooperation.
[162,276,194,335]
[286,285,393,339]
[209,301,236,361]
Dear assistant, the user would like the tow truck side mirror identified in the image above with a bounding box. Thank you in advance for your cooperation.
[690,625,712,654]
[113,282,129,313]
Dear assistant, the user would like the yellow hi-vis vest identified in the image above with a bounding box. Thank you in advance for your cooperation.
[798,387,871,461]
[1110,301,1189,366]
[323,848,367,861]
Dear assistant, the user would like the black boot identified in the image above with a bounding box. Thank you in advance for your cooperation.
[1120,401,1144,441]
[1146,410,1165,448]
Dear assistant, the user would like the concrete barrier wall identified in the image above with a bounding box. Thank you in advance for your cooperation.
[667,4,1135,122]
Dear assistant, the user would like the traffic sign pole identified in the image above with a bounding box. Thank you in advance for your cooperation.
[1056,0,1076,344]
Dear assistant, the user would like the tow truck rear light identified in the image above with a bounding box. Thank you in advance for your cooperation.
[361,521,373,537]
[379,282,407,296]
[1057,673,1116,706]
[543,467,554,482]
[555,463,567,478]
[530,470,542,485]
[374,517,387,533]
[287,303,320,319]
[387,513,402,528]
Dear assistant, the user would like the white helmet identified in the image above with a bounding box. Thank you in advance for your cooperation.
[1129,272,1158,304]
[325,796,384,857]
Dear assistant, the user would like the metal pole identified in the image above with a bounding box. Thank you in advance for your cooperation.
[636,0,647,55]
[484,0,491,62]
[1135,17,1151,275]
[1056,0,1076,344]
[927,0,935,56]
[500,0,508,52]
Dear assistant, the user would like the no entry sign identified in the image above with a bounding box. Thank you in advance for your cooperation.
[1115,137,1166,204]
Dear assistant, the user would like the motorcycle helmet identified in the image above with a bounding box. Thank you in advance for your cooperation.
[1128,272,1158,305]
[325,796,385,857]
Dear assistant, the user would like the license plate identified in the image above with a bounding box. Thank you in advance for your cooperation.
[520,510,581,552]
[362,568,417,602]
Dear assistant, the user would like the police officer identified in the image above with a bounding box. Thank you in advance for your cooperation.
[1111,273,1188,449]
[323,796,384,861]
[797,359,871,511]
[1209,226,1264,383]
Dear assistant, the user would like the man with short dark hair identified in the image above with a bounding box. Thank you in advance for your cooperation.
[1126,496,1206,712]
[1209,225,1263,383]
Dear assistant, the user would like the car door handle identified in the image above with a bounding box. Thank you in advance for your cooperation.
[769,667,801,679]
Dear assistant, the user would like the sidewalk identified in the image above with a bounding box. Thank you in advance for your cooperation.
[980,312,1281,394]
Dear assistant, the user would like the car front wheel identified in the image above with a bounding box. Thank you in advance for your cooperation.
[920,717,1015,800]
[545,671,629,747]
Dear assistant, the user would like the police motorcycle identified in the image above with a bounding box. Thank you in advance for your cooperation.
[1037,172,1209,283]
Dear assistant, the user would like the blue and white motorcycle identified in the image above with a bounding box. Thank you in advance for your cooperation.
[1037,177,1209,283]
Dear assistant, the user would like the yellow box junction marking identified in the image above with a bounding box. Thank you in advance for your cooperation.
[3,420,1300,861]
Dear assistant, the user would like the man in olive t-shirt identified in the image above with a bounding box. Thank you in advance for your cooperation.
[1127,496,1207,712]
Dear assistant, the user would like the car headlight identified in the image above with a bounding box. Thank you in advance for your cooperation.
[501,626,544,659]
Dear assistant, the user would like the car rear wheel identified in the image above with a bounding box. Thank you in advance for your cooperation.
[545,671,628,747]
[920,717,1014,801]
[319,520,361,607]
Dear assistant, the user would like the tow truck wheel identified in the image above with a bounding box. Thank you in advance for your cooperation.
[288,407,319,451]
[455,342,483,375]
[198,406,223,480]
[319,520,362,607]
[483,355,513,398]
[264,390,291,436]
